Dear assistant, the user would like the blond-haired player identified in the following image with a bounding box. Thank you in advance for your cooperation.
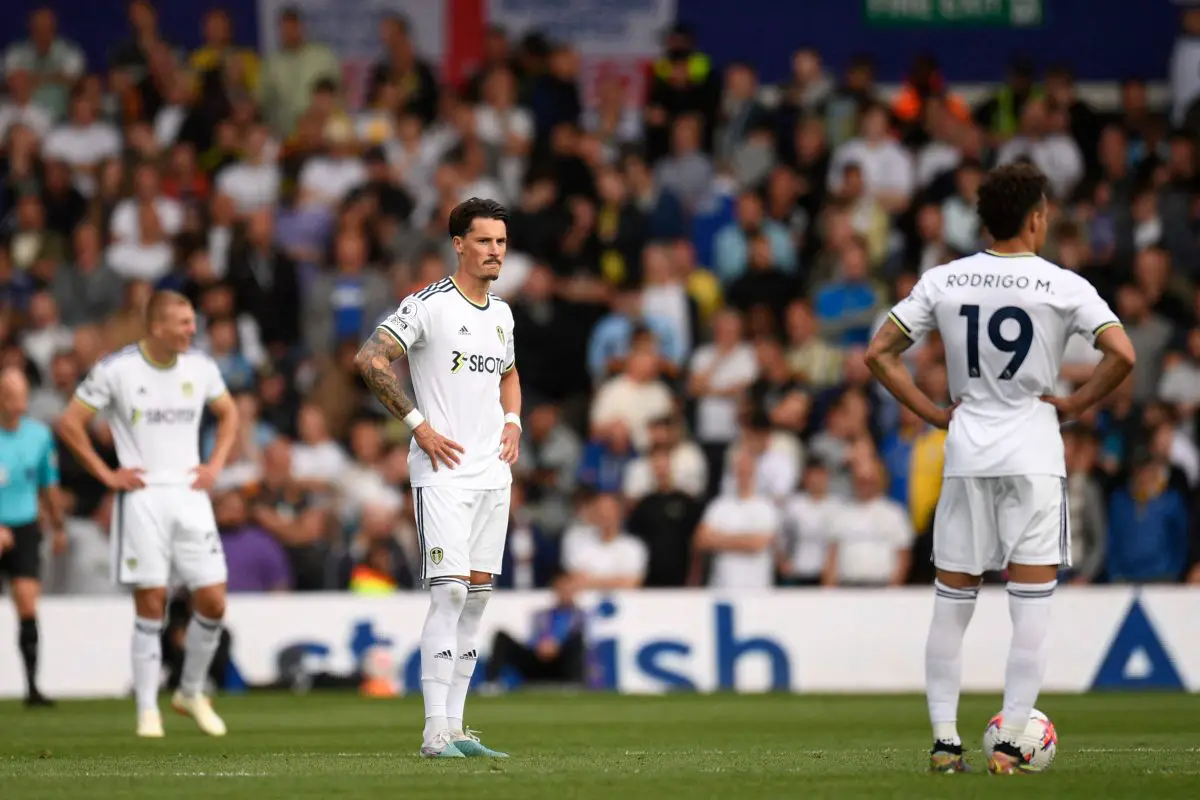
[58,291,239,738]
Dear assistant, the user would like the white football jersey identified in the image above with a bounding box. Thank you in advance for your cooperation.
[888,251,1120,478]
[74,344,228,485]
[377,277,516,490]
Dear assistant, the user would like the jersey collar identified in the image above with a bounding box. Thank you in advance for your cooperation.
[983,249,1036,258]
[138,341,177,370]
[450,276,490,310]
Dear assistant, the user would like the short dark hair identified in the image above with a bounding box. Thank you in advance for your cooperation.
[447,197,508,239]
[976,163,1049,241]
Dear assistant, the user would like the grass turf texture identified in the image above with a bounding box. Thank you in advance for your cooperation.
[1,692,1197,799]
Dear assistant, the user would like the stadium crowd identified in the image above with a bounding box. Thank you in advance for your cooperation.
[2,2,1199,599]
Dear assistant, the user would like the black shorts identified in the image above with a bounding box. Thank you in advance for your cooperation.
[0,522,41,581]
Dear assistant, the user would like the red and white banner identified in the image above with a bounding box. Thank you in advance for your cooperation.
[257,0,676,108]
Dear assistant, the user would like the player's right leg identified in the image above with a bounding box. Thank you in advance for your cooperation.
[925,478,993,773]
[112,490,172,738]
[412,486,470,759]
[988,476,1065,775]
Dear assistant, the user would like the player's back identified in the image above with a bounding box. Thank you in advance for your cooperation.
[897,251,1118,479]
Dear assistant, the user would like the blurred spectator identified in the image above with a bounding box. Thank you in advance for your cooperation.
[3,7,84,121]
[0,69,53,141]
[189,7,259,99]
[498,482,559,590]
[225,209,301,350]
[366,14,438,125]
[291,403,350,492]
[720,410,800,502]
[622,415,707,501]
[784,299,843,391]
[827,102,914,214]
[306,230,390,356]
[52,220,120,326]
[823,456,913,587]
[215,491,293,593]
[338,501,414,593]
[215,123,280,212]
[1116,283,1173,405]
[693,447,781,588]
[688,308,757,491]
[814,236,879,347]
[258,7,339,137]
[27,349,76,423]
[589,335,674,452]
[975,56,1039,144]
[560,493,648,589]
[106,161,183,282]
[995,98,1084,201]
[713,190,796,284]
[645,23,719,160]
[41,88,120,196]
[517,400,581,535]
[625,445,704,587]
[19,291,72,381]
[1106,450,1190,583]
[653,114,714,216]
[484,574,585,689]
[246,437,329,591]
[780,459,836,585]
[1063,427,1108,585]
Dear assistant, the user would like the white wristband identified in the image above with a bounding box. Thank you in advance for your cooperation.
[403,409,426,431]
[504,412,522,430]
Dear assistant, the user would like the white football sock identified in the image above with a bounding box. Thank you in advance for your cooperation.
[132,616,164,714]
[926,580,979,746]
[180,613,223,697]
[421,578,468,742]
[1000,580,1056,743]
[448,584,491,735]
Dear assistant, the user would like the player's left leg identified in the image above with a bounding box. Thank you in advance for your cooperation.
[925,478,992,773]
[168,490,228,737]
[447,487,510,758]
[5,523,52,707]
[988,475,1066,775]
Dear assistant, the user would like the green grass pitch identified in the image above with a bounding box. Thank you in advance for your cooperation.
[1,692,1197,798]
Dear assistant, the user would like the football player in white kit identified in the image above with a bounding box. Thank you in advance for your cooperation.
[58,291,239,739]
[355,198,520,759]
[865,164,1136,775]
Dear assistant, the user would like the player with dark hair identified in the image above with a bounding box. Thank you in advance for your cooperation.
[865,163,1136,774]
[355,197,519,759]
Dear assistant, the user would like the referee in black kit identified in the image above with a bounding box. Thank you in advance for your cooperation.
[0,367,65,706]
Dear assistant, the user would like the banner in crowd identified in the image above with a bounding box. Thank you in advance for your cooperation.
[864,0,1045,28]
[254,0,675,108]
[0,588,1194,698]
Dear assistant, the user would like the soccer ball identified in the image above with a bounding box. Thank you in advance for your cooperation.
[982,708,1058,772]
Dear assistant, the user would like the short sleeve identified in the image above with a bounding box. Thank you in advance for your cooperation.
[39,427,60,487]
[74,359,114,412]
[503,308,516,372]
[1067,280,1121,346]
[888,273,937,341]
[377,295,428,352]
[203,356,229,402]
[624,537,649,580]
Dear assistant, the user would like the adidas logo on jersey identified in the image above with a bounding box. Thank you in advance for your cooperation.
[434,649,453,660]
[458,326,471,335]
[459,649,477,661]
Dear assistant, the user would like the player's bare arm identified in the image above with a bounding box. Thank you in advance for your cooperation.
[354,329,464,470]
[499,366,522,464]
[866,319,956,429]
[193,392,239,491]
[1041,325,1136,420]
[57,399,145,490]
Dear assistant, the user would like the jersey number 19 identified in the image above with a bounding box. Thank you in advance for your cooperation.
[959,304,1033,381]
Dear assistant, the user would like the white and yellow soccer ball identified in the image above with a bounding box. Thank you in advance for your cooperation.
[982,708,1058,772]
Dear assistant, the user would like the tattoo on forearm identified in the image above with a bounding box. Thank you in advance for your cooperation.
[356,330,416,420]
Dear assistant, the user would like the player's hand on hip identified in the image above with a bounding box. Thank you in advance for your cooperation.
[414,423,464,471]
[929,401,959,430]
[0,525,12,553]
[105,467,146,491]
[190,464,219,491]
[499,422,521,464]
[1040,394,1079,422]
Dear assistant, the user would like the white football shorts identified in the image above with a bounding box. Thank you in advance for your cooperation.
[932,475,1070,576]
[111,486,227,589]
[412,485,510,582]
